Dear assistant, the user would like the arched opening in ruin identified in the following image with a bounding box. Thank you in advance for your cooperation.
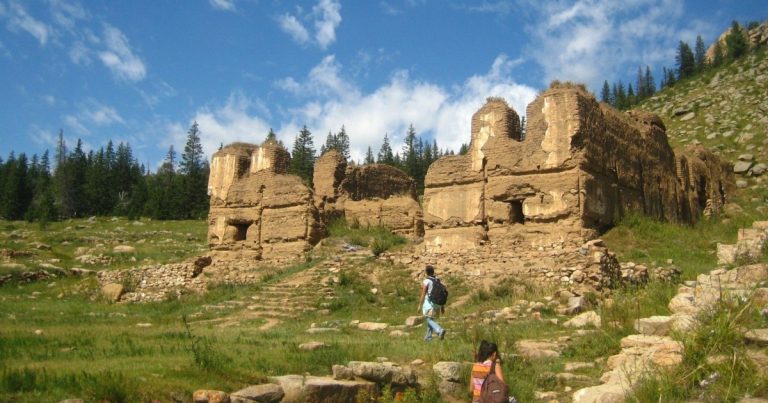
[508,200,525,224]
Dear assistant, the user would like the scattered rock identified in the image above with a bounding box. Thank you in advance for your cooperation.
[734,161,753,174]
[299,341,327,351]
[744,329,768,346]
[230,384,284,403]
[192,389,229,403]
[357,322,388,331]
[432,361,461,383]
[405,315,423,327]
[112,245,136,253]
[563,311,601,328]
[634,316,674,336]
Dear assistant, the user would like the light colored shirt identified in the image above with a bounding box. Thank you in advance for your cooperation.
[422,277,441,316]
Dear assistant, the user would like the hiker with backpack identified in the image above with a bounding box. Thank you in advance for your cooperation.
[470,340,515,403]
[417,265,447,341]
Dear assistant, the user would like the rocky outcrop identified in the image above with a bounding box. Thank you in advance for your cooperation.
[423,86,732,256]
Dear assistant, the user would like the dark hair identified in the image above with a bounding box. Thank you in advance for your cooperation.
[476,340,498,362]
[425,265,435,276]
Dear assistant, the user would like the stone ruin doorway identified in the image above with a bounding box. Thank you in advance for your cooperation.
[231,222,249,242]
[508,200,525,224]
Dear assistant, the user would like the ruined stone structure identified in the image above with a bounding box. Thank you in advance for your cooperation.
[423,86,733,254]
[207,144,422,262]
[313,150,423,236]
[207,140,323,262]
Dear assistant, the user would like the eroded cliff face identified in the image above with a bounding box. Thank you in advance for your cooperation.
[423,86,733,255]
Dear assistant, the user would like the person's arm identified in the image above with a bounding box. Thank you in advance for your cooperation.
[417,282,427,313]
[495,361,505,383]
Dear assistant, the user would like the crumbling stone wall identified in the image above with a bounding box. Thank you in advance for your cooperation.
[314,151,423,236]
[423,86,733,258]
[208,144,423,262]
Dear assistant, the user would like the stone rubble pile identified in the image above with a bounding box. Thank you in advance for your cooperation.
[97,259,210,302]
[572,221,768,402]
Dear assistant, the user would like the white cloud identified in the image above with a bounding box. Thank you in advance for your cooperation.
[520,0,714,91]
[42,94,56,105]
[278,54,537,162]
[98,24,146,82]
[167,92,273,162]
[4,2,50,45]
[278,0,341,49]
[69,40,92,64]
[209,0,236,12]
[49,0,88,31]
[278,13,310,45]
[64,115,89,135]
[63,100,125,135]
[313,0,341,49]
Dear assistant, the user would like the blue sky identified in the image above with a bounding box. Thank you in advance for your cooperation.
[0,0,764,168]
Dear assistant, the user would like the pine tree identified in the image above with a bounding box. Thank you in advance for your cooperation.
[694,35,707,71]
[364,146,375,164]
[458,143,469,155]
[335,126,350,160]
[377,133,394,165]
[636,67,646,99]
[644,66,656,96]
[180,122,209,218]
[615,81,627,109]
[676,41,695,80]
[266,128,277,142]
[600,80,611,103]
[627,84,636,107]
[289,125,317,184]
[712,41,724,67]
[725,20,748,60]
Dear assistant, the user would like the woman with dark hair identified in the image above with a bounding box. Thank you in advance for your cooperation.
[470,340,512,402]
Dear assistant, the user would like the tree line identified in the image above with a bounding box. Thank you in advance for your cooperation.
[600,20,760,110]
[288,123,462,194]
[0,122,209,223]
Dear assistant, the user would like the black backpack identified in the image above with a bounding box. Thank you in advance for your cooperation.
[427,276,448,306]
[479,360,510,403]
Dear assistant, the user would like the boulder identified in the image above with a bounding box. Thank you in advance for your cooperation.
[572,384,625,403]
[668,293,698,315]
[230,384,284,403]
[302,376,377,402]
[744,328,768,346]
[634,316,674,336]
[517,340,561,359]
[357,322,388,331]
[432,361,461,383]
[101,283,124,302]
[268,375,304,403]
[405,316,423,327]
[566,296,587,314]
[112,245,136,253]
[734,161,753,174]
[347,361,416,385]
[563,311,601,328]
[751,163,767,176]
[193,390,230,403]
[332,365,355,381]
[299,341,327,351]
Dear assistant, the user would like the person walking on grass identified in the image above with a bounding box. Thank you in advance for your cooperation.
[417,265,447,341]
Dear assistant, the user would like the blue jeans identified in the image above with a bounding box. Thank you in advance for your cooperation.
[424,314,444,341]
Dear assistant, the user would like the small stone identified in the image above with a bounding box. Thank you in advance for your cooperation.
[112,245,136,253]
[299,341,327,351]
